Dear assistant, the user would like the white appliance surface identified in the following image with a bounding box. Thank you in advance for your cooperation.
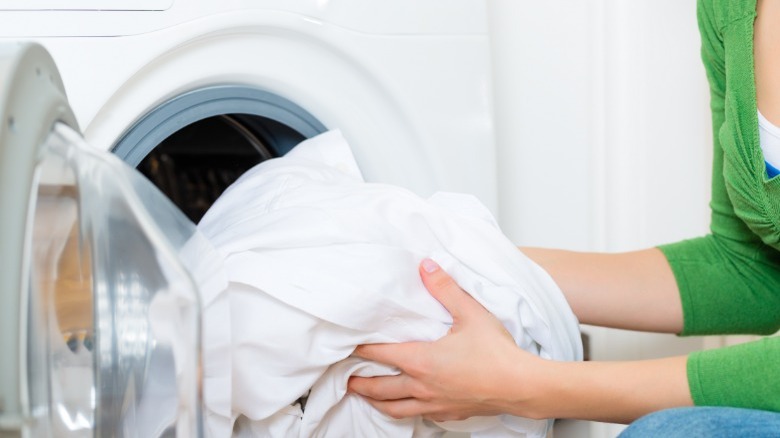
[0,1,498,212]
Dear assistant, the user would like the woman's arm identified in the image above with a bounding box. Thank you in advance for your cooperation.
[537,356,691,423]
[520,247,683,333]
[755,0,780,123]
[348,259,693,424]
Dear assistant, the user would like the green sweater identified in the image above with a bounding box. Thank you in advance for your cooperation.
[658,0,780,412]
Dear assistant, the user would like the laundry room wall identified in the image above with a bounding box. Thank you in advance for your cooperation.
[488,1,711,436]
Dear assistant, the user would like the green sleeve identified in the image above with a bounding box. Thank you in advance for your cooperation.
[688,337,780,412]
[656,0,780,412]
[659,0,780,337]
[659,235,780,336]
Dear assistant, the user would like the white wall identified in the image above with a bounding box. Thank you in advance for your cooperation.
[488,1,711,436]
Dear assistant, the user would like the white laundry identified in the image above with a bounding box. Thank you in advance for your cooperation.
[198,130,583,438]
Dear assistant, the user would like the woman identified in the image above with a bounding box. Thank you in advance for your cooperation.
[347,0,780,435]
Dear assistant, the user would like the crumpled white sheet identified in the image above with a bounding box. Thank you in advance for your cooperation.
[198,130,583,438]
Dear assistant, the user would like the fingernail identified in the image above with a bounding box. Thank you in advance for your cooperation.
[421,258,440,273]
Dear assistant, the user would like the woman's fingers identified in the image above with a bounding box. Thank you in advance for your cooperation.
[361,397,473,422]
[361,397,431,420]
[348,374,420,401]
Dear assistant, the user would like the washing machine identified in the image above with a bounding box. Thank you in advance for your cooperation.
[0,0,496,219]
[0,2,496,436]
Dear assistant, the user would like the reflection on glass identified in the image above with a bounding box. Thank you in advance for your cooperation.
[30,151,94,437]
[26,123,202,437]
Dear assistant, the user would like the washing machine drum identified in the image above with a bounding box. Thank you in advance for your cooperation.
[0,44,204,437]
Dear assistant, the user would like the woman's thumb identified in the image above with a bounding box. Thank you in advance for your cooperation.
[419,258,473,320]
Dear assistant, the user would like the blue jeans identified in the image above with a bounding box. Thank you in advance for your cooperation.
[618,407,780,438]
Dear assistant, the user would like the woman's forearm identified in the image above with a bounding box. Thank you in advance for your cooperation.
[520,247,683,333]
[514,354,693,423]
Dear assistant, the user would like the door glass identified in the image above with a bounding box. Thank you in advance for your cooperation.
[27,122,203,437]
[28,137,93,437]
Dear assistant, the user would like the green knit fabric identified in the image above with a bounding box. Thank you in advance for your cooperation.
[657,0,780,412]
[688,338,780,412]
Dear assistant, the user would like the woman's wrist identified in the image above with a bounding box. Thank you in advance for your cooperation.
[482,348,553,420]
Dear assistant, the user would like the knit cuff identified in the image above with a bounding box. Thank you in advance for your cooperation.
[687,338,780,412]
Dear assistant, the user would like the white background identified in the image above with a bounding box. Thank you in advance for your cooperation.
[488,1,713,436]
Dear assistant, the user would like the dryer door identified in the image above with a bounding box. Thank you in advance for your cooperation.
[0,43,204,437]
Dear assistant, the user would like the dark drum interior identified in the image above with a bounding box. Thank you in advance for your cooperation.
[114,86,326,223]
[136,114,305,223]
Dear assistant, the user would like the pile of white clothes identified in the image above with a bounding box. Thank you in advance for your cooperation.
[198,130,582,438]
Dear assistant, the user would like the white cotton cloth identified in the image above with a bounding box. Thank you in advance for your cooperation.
[198,130,583,438]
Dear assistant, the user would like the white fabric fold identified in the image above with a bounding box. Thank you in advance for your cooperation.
[179,232,233,438]
[198,130,582,437]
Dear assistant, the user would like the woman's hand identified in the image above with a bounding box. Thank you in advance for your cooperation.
[347,258,545,422]
[347,256,693,424]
